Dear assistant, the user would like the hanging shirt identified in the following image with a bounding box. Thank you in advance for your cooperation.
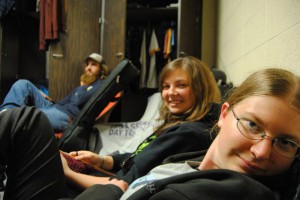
[139,29,147,88]
[39,0,65,50]
[163,28,172,63]
[147,29,160,88]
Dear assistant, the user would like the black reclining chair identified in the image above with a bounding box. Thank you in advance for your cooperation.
[58,59,140,152]
[211,68,233,98]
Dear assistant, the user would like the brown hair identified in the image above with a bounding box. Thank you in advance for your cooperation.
[226,68,300,111]
[155,56,221,135]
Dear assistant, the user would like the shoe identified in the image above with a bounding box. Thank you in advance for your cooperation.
[0,109,8,114]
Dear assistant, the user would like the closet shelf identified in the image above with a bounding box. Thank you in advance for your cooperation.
[127,7,177,21]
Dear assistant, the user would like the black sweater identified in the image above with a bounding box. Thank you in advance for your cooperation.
[73,151,296,200]
[111,103,220,184]
[126,151,296,200]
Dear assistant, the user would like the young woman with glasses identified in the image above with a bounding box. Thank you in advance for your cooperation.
[79,67,300,200]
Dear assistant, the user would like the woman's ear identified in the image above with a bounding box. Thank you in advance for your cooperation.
[217,102,230,128]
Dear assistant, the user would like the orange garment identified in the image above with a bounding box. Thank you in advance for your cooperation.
[163,28,172,63]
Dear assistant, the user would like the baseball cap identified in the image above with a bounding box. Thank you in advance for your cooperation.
[85,53,103,64]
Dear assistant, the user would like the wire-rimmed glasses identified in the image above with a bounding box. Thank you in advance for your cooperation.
[231,108,300,158]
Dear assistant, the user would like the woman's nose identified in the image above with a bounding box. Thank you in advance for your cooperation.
[168,86,177,95]
[250,138,273,160]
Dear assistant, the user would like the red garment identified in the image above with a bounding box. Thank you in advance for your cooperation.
[39,0,63,50]
[60,152,94,174]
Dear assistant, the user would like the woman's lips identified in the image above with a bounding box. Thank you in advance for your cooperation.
[238,155,265,175]
[168,100,181,105]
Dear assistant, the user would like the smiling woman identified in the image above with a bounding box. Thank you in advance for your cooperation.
[204,68,300,177]
[155,56,221,135]
[161,68,195,114]
[205,96,299,176]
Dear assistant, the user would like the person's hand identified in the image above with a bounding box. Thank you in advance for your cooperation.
[105,178,128,192]
[60,153,72,175]
[40,90,53,102]
[44,95,53,102]
[69,150,102,168]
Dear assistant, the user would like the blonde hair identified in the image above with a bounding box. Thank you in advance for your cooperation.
[227,68,300,111]
[210,68,300,136]
[155,56,221,135]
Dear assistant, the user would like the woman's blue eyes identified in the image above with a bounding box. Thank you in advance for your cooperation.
[242,120,298,147]
[242,120,261,133]
[276,139,297,147]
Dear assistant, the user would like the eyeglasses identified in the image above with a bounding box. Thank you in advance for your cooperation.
[231,108,300,158]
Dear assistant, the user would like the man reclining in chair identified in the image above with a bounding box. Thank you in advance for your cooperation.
[0,53,109,132]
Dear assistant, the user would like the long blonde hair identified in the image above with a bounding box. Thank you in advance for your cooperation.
[155,56,221,135]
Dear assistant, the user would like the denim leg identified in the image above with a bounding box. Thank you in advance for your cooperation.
[39,107,70,132]
[0,107,68,200]
[1,79,53,110]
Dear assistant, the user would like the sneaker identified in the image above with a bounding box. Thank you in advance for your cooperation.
[0,109,8,114]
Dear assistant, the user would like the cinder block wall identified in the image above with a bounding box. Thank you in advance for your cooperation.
[216,0,300,85]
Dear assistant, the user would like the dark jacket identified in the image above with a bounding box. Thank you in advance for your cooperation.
[127,169,275,200]
[126,151,296,200]
[0,0,14,20]
[73,150,296,200]
[54,79,104,118]
[111,103,220,184]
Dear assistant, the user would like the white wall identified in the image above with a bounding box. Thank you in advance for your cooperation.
[216,0,300,85]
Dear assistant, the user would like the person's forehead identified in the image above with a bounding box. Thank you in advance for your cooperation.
[165,68,189,80]
[86,59,100,65]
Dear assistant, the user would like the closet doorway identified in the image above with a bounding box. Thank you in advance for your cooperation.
[100,0,203,122]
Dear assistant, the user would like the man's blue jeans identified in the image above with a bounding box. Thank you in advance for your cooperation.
[1,79,70,132]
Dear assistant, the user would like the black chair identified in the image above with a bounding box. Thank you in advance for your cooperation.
[211,68,233,98]
[58,59,140,152]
